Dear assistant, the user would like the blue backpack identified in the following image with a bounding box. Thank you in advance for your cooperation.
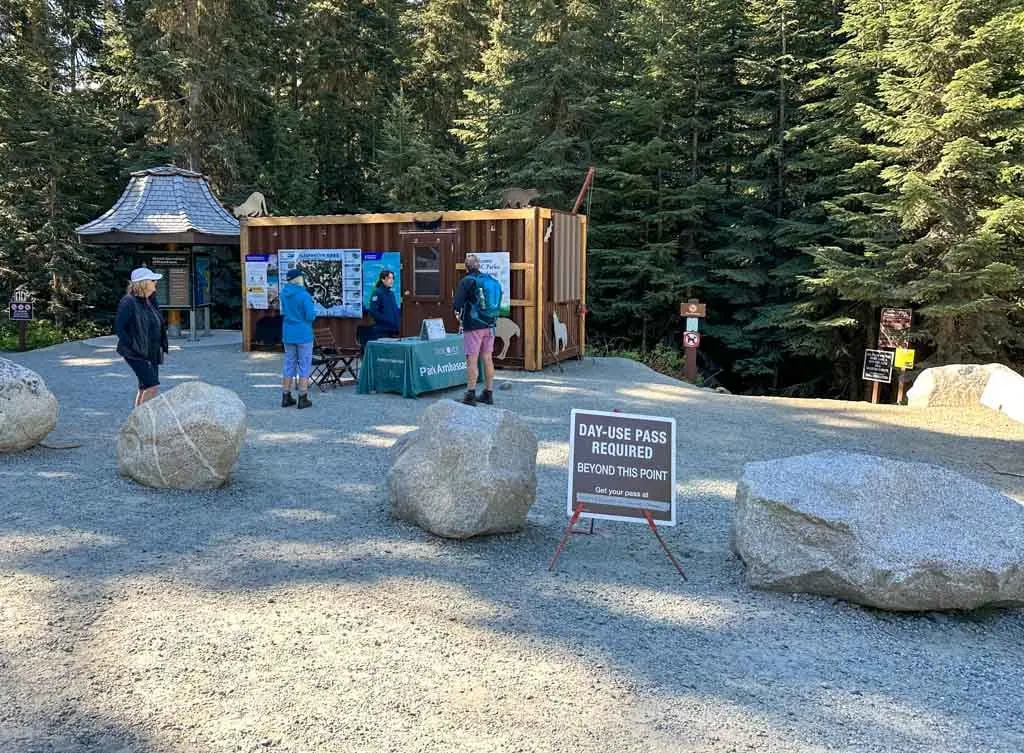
[465,272,502,328]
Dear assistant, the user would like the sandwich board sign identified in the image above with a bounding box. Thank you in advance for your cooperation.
[566,409,676,526]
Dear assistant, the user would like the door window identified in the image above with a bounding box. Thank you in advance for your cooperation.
[413,246,441,297]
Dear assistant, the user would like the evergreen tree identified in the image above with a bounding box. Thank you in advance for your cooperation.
[811,0,1024,368]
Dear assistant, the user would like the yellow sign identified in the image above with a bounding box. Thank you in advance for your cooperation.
[895,347,915,369]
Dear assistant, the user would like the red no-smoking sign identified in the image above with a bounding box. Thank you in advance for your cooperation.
[683,332,701,348]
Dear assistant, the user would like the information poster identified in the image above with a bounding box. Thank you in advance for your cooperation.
[194,256,212,307]
[474,252,511,317]
[266,253,280,309]
[362,251,402,311]
[245,254,269,309]
[567,409,677,526]
[279,249,362,318]
[863,349,895,383]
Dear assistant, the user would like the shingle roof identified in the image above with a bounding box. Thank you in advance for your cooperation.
[76,165,240,239]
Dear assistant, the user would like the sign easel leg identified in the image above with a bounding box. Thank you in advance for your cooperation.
[642,510,687,581]
[548,502,584,571]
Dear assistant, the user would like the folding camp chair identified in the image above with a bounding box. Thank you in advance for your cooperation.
[311,323,360,391]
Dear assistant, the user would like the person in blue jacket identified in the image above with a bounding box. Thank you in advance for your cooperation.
[280,267,317,409]
[367,270,400,340]
[115,267,169,408]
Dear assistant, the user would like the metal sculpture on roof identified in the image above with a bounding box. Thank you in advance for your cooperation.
[76,165,239,245]
[232,191,268,218]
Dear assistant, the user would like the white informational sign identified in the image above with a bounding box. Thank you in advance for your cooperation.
[420,318,447,341]
[567,409,677,526]
[474,252,511,317]
[279,249,363,318]
[245,254,269,310]
[686,317,700,332]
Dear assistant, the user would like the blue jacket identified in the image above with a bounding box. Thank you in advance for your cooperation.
[280,282,317,344]
[368,284,400,332]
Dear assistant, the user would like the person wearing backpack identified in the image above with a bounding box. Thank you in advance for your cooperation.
[453,253,502,406]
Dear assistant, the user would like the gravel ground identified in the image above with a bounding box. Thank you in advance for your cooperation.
[1,340,1023,753]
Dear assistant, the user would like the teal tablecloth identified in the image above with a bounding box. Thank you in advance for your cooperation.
[358,335,479,397]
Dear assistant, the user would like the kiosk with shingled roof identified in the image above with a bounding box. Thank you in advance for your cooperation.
[76,165,240,340]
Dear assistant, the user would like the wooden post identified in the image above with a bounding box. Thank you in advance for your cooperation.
[523,211,538,371]
[240,219,251,352]
[578,216,587,358]
[685,347,697,383]
[534,208,545,371]
[17,321,27,352]
[871,381,880,404]
[897,369,906,405]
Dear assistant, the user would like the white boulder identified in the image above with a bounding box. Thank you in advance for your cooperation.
[117,382,246,489]
[730,451,1024,611]
[908,363,1024,423]
[388,399,538,539]
[0,357,58,453]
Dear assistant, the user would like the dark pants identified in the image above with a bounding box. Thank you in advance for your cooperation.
[358,324,399,350]
[125,357,160,390]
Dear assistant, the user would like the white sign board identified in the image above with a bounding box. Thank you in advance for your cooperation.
[473,252,511,317]
[420,318,447,341]
[278,249,363,318]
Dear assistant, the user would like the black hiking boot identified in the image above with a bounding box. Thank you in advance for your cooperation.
[462,389,477,406]
[480,389,494,405]
[297,393,313,409]
[282,392,296,408]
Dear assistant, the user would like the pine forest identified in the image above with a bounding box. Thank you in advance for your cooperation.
[1,0,1022,397]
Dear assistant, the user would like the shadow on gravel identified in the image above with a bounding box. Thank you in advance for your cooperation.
[2,344,1023,752]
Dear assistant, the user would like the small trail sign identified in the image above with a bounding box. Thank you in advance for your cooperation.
[894,347,915,370]
[680,301,707,318]
[863,349,895,384]
[879,308,912,348]
[682,331,701,349]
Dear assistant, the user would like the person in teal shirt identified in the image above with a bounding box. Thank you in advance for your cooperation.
[280,268,317,408]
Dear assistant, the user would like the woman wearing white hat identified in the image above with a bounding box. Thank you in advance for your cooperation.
[115,267,169,407]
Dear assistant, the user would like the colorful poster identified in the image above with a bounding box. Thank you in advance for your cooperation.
[362,251,402,312]
[475,251,511,317]
[266,253,280,309]
[278,249,362,318]
[194,256,212,307]
[244,254,269,309]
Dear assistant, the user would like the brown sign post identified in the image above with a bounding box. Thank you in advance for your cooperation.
[9,290,33,352]
[549,409,686,580]
[680,299,705,383]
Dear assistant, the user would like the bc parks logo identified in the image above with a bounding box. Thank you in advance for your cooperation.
[420,361,466,377]
[433,345,459,356]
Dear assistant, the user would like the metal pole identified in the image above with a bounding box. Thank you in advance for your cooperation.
[18,321,27,352]
[548,503,585,571]
[642,510,688,581]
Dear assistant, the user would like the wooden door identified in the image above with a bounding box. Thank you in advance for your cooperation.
[400,231,461,335]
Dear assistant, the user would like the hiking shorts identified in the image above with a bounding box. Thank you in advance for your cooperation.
[125,357,160,390]
[463,327,495,358]
[283,342,314,380]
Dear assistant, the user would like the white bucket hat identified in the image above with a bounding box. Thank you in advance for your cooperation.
[130,267,163,283]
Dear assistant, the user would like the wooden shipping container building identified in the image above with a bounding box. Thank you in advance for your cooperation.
[241,208,587,371]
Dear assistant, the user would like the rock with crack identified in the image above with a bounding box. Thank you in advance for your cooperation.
[388,399,538,538]
[0,357,58,453]
[730,451,1024,611]
[908,363,1024,423]
[117,382,247,489]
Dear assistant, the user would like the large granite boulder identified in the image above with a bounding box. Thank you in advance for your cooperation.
[730,451,1024,611]
[389,399,538,539]
[908,363,1024,423]
[0,357,58,453]
[117,382,246,489]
